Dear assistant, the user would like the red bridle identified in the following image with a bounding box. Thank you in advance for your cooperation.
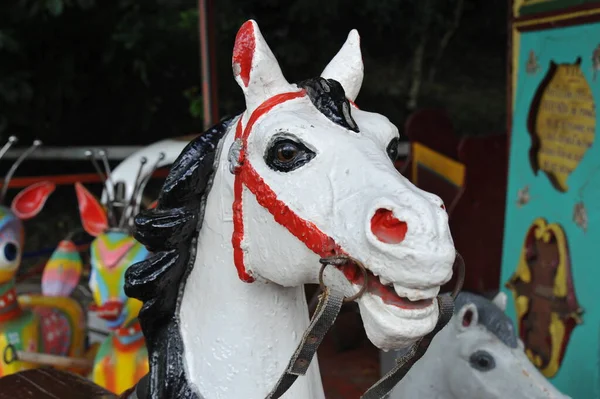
[231,90,350,282]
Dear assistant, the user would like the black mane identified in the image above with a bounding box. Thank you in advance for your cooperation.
[297,77,359,133]
[123,77,358,399]
[125,118,233,399]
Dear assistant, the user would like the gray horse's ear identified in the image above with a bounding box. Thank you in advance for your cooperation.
[492,291,507,312]
[456,303,479,331]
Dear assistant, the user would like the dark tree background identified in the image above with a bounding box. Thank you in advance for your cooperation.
[0,0,507,146]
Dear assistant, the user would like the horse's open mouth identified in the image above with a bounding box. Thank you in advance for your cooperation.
[337,262,434,309]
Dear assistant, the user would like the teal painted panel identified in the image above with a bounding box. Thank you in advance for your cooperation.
[501,23,600,398]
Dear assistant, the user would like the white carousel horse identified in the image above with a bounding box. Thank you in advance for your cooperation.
[385,292,570,399]
[124,20,457,399]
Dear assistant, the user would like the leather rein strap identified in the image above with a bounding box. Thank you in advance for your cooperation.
[266,253,464,399]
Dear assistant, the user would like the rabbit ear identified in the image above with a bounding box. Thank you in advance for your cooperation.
[11,181,56,220]
[320,30,364,101]
[75,182,108,237]
[232,20,297,114]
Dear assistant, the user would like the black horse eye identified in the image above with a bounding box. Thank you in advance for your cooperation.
[4,243,17,262]
[266,138,316,172]
[386,137,400,162]
[469,350,496,372]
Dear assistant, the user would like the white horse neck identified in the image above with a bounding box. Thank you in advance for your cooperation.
[178,132,325,399]
[390,331,450,399]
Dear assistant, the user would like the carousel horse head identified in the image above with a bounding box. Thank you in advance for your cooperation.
[131,19,456,357]
[0,137,55,285]
[75,143,188,330]
[228,20,455,349]
[392,291,570,399]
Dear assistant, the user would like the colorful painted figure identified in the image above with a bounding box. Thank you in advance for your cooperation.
[506,218,583,378]
[72,141,188,395]
[0,137,86,377]
[385,292,570,398]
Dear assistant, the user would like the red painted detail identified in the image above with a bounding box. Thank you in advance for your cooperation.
[232,21,256,87]
[34,307,71,355]
[462,309,474,327]
[232,121,253,282]
[241,91,307,141]
[113,321,145,352]
[349,100,359,109]
[11,181,56,220]
[89,300,123,322]
[0,287,21,322]
[75,182,108,237]
[370,209,407,244]
[231,91,307,282]
[441,203,446,210]
[0,306,22,322]
[147,200,158,209]
[242,164,341,257]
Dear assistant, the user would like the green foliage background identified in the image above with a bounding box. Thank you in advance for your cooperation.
[0,0,507,145]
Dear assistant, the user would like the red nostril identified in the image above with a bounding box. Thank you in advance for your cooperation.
[370,209,407,244]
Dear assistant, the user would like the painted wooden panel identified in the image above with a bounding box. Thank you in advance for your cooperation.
[517,0,600,17]
[502,18,600,398]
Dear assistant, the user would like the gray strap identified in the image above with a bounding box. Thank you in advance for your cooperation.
[265,288,344,399]
[360,294,455,399]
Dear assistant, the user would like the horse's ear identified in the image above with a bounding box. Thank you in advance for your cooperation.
[456,303,479,331]
[320,29,364,101]
[75,182,108,237]
[492,291,507,312]
[232,20,296,113]
[11,181,56,220]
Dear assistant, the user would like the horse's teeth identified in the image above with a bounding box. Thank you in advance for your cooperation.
[393,283,440,301]
[379,276,392,286]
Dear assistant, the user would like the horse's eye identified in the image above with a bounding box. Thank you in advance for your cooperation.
[386,137,399,162]
[276,142,299,163]
[266,138,315,172]
[469,350,496,372]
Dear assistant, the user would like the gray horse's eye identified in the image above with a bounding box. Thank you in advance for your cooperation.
[469,350,495,372]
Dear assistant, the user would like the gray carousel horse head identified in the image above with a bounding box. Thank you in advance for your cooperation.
[387,291,571,399]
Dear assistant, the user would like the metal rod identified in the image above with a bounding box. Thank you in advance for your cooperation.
[98,149,116,200]
[3,345,93,369]
[0,144,408,161]
[86,150,117,227]
[133,152,165,218]
[198,0,218,130]
[121,156,147,229]
[0,136,18,161]
[0,140,41,203]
